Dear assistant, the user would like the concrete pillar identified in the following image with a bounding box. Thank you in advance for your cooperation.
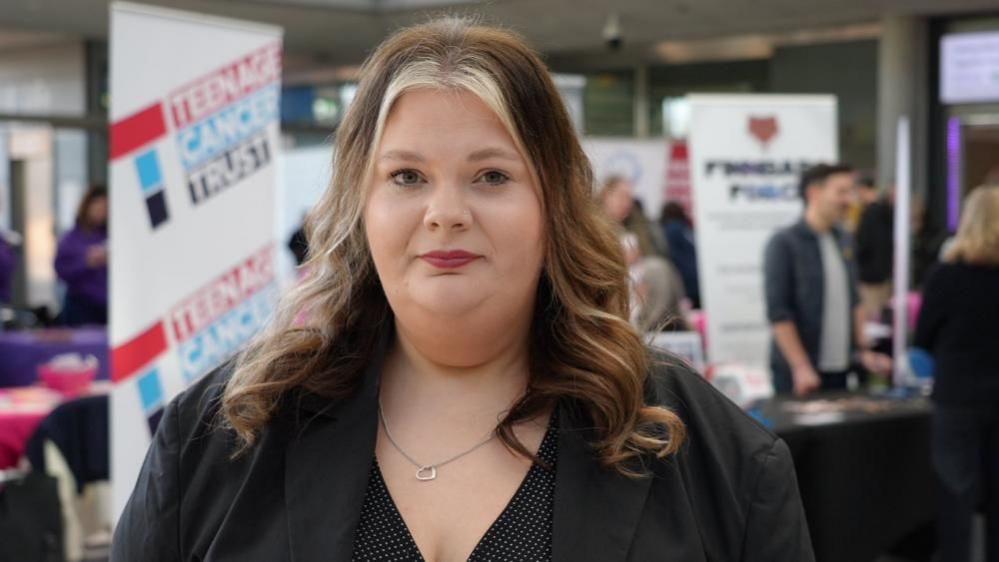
[634,64,650,138]
[877,15,929,199]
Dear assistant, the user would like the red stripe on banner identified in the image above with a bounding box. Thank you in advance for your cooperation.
[109,103,167,161]
[112,322,169,382]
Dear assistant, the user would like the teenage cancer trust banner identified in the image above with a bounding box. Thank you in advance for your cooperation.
[108,3,282,517]
[688,94,837,369]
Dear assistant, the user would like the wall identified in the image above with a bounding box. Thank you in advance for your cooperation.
[770,40,879,173]
[0,41,86,116]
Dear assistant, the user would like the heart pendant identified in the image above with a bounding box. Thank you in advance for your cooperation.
[415,466,437,481]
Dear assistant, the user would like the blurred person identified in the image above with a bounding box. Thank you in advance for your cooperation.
[598,176,665,257]
[856,174,879,206]
[914,184,999,562]
[910,194,945,288]
[0,225,19,306]
[764,164,890,396]
[55,185,108,326]
[855,185,894,319]
[598,177,686,332]
[288,218,309,266]
[984,165,999,186]
[659,201,700,309]
[113,18,812,561]
[845,174,877,232]
[629,198,669,257]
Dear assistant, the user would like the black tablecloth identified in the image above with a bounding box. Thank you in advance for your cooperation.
[25,395,109,493]
[761,393,934,562]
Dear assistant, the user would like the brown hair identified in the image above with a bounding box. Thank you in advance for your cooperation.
[223,17,685,474]
[75,185,107,231]
[945,184,999,266]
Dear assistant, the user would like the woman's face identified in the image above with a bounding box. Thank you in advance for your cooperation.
[364,88,545,325]
[88,196,108,228]
[602,180,633,223]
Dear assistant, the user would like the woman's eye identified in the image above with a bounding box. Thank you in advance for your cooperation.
[390,169,424,186]
[478,170,510,186]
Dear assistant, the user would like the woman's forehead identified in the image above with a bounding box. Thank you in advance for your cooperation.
[376,89,525,162]
[382,89,507,136]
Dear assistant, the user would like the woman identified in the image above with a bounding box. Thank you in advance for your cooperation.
[0,230,16,306]
[915,184,999,562]
[598,175,665,259]
[112,18,811,561]
[599,177,687,332]
[55,186,108,326]
[659,201,700,309]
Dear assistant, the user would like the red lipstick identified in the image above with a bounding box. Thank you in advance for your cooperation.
[419,249,481,269]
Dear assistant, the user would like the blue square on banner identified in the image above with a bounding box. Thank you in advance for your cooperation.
[135,150,162,193]
[137,368,164,413]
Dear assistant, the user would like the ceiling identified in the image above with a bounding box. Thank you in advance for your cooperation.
[1,0,997,69]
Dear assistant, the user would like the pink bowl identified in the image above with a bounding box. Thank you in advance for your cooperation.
[37,365,97,397]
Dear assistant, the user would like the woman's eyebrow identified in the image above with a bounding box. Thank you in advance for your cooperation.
[467,147,520,162]
[377,147,519,164]
[378,149,425,163]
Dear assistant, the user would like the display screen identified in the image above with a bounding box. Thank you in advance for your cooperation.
[941,31,999,104]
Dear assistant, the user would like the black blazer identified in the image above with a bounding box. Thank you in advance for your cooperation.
[111,341,814,562]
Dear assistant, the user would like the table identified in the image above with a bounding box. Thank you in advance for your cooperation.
[0,328,109,387]
[760,392,935,562]
[0,387,62,469]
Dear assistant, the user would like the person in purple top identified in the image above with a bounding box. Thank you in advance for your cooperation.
[0,196,21,305]
[0,233,16,304]
[55,185,108,326]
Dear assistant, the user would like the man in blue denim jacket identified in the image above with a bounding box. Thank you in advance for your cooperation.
[764,164,890,395]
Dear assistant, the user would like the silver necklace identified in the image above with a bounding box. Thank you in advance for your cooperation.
[378,400,497,481]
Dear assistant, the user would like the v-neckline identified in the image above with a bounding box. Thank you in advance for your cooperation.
[369,420,557,562]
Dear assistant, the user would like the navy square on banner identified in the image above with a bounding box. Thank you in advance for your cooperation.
[145,190,169,228]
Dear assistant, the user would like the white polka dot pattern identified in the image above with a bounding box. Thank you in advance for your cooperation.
[351,417,559,561]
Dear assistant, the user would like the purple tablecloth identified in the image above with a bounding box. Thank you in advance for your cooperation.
[0,328,109,387]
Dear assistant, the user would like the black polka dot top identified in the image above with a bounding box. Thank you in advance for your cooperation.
[351,415,559,561]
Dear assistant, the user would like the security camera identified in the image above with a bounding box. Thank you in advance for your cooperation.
[603,12,622,51]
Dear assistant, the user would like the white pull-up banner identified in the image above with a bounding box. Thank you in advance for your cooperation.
[108,2,282,518]
[688,94,837,369]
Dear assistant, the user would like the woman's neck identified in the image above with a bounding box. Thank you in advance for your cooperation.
[378,321,532,432]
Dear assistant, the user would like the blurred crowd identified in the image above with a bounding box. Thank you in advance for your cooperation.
[1,186,108,331]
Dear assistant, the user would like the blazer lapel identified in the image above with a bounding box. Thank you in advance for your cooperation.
[285,330,389,562]
[551,406,654,562]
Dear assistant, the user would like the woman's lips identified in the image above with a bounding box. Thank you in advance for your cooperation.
[419,250,481,269]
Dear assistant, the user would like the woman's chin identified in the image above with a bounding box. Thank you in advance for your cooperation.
[413,293,488,318]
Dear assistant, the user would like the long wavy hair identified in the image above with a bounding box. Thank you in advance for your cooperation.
[223,17,685,474]
[945,184,999,266]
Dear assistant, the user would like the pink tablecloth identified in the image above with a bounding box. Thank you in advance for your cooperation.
[0,387,62,469]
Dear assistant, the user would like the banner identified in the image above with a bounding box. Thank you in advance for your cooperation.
[688,94,837,368]
[664,140,692,218]
[109,2,282,517]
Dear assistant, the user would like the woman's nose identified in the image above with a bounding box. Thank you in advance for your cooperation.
[424,183,472,231]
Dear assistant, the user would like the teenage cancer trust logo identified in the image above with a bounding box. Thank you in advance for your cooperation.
[133,150,170,228]
[109,43,281,231]
[110,102,172,230]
